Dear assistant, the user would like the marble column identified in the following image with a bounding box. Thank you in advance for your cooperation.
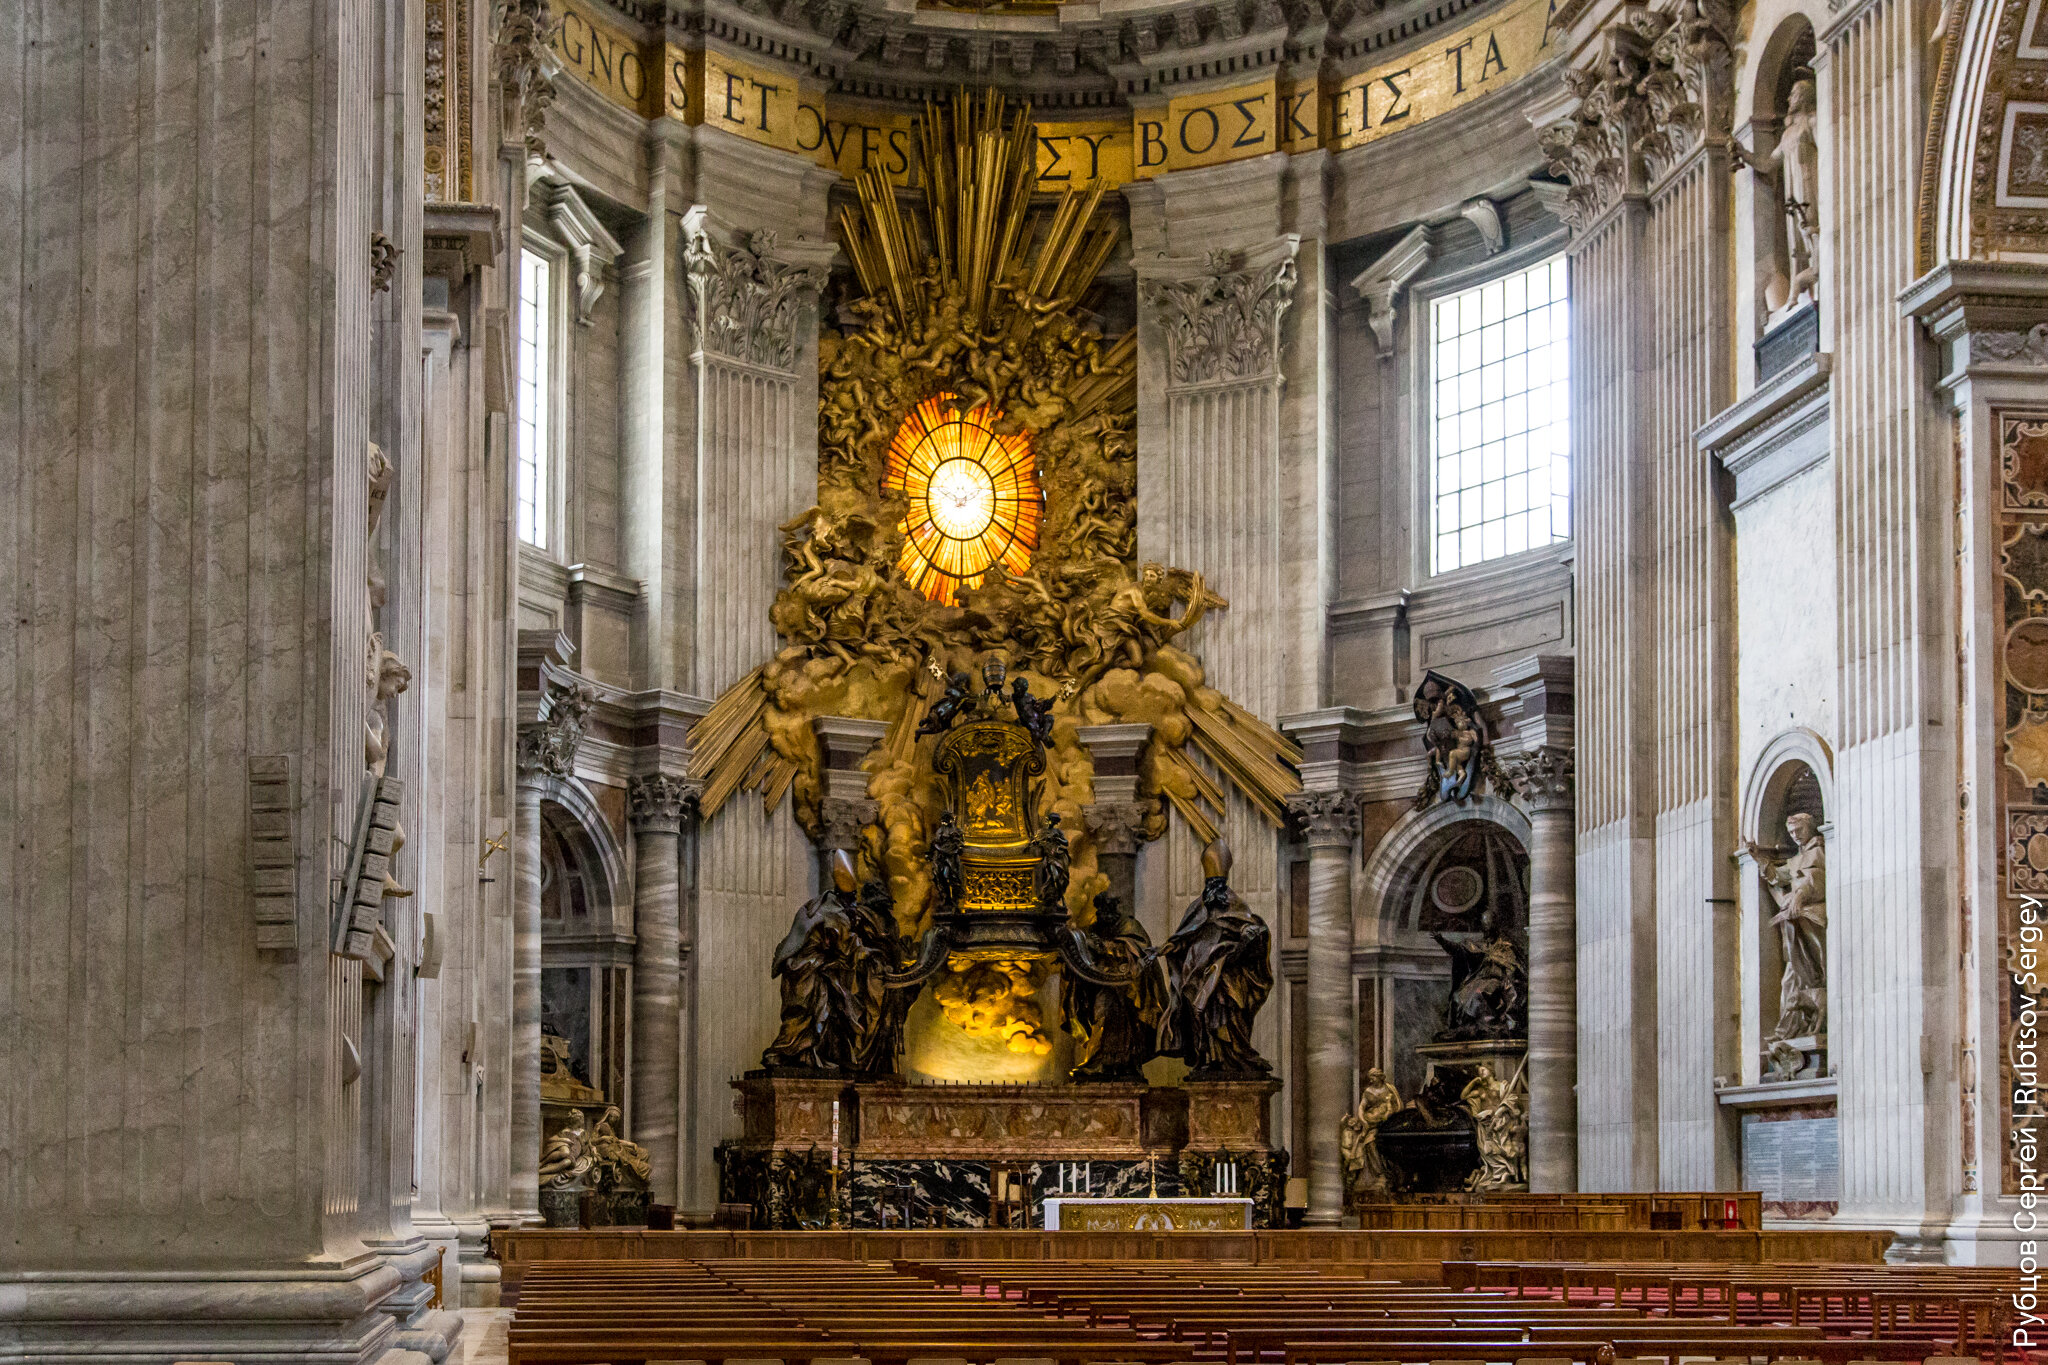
[512,657,594,1222]
[1289,789,1360,1226]
[629,773,696,1206]
[814,716,888,874]
[1509,747,1579,1192]
[1078,723,1154,913]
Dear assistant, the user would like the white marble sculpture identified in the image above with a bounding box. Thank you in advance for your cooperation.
[1749,811,1827,1047]
[1461,1063,1529,1191]
[1339,1067,1403,1196]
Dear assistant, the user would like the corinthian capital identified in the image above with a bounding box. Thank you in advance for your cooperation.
[629,773,699,835]
[492,0,556,157]
[1287,789,1360,849]
[1142,238,1300,387]
[1536,0,1732,228]
[817,795,879,851]
[517,668,595,785]
[683,214,833,372]
[1083,800,1151,856]
[1504,746,1575,812]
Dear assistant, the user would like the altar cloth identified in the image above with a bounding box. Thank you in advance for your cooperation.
[1041,1196,1253,1231]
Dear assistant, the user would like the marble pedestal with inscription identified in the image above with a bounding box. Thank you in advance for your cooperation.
[717,1073,1285,1227]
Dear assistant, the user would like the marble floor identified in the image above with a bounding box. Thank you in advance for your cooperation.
[452,1308,512,1365]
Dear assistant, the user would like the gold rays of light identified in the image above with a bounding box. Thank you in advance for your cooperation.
[886,394,1041,605]
[837,89,1123,332]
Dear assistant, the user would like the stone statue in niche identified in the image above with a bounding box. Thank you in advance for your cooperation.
[1432,930,1527,1041]
[1059,893,1164,1081]
[1339,1066,1404,1196]
[1748,810,1827,1046]
[1740,76,1821,319]
[363,442,414,900]
[1460,1063,1529,1191]
[1156,839,1274,1076]
[761,851,865,1073]
[1413,671,1502,809]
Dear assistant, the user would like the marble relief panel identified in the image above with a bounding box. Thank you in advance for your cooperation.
[1997,412,2048,1196]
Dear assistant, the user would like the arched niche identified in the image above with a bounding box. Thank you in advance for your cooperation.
[533,773,635,1120]
[1358,796,1532,1096]
[1745,13,1821,335]
[1735,727,1833,1085]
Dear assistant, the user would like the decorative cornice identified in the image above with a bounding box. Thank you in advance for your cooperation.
[628,772,699,834]
[1287,789,1361,849]
[1503,744,1574,811]
[535,177,624,326]
[1142,238,1300,387]
[518,664,597,784]
[682,209,835,372]
[1349,224,1433,358]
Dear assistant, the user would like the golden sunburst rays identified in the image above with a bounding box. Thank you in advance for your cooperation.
[886,394,1042,605]
[836,89,1123,332]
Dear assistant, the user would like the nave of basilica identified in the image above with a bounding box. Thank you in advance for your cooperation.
[0,0,2034,1356]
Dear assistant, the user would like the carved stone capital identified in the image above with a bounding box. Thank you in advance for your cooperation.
[1143,242,1299,386]
[818,795,879,851]
[1536,0,1732,229]
[492,0,556,157]
[1504,746,1576,813]
[683,219,832,372]
[517,668,595,785]
[629,773,699,835]
[1082,800,1150,857]
[1287,789,1360,850]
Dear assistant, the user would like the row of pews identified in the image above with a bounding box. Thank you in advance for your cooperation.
[505,1256,2015,1365]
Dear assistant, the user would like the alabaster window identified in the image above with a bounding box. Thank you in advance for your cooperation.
[1430,255,1571,574]
[516,246,555,550]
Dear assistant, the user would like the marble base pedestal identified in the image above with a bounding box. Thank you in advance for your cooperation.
[718,1072,1285,1227]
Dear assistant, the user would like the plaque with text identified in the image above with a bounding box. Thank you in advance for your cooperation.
[1740,1114,1841,1202]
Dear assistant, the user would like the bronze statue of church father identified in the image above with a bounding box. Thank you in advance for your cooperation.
[716,659,1285,1230]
